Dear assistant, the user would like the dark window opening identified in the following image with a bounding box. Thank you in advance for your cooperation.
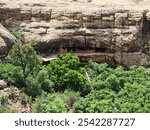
[95,48,107,52]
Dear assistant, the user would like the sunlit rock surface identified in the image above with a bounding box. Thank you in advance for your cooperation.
[0,0,150,66]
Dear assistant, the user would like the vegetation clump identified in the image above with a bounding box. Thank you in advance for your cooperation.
[0,41,150,113]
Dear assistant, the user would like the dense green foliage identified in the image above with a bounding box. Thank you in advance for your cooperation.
[6,41,42,87]
[86,62,150,91]
[1,43,150,113]
[72,63,150,113]
[31,90,81,113]
[5,41,42,98]
[0,64,23,86]
[46,53,89,92]
[72,89,116,113]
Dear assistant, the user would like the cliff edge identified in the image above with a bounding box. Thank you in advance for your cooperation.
[0,0,150,66]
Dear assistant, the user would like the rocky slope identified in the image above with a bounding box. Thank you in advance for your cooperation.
[0,0,150,66]
[0,86,30,113]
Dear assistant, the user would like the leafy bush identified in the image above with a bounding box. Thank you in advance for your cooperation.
[32,90,82,113]
[37,68,55,93]
[115,83,150,113]
[85,62,109,77]
[72,89,116,113]
[24,76,42,98]
[63,70,87,91]
[71,63,150,113]
[59,90,81,112]
[86,62,150,92]
[0,64,23,86]
[32,92,67,113]
[72,82,150,113]
[6,41,42,87]
[46,53,89,93]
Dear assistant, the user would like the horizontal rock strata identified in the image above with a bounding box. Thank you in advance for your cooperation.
[0,0,150,66]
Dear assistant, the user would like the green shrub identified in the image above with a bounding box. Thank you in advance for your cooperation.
[25,76,42,98]
[72,82,150,113]
[86,62,150,92]
[46,53,89,93]
[6,41,42,87]
[63,69,87,91]
[0,96,8,106]
[59,90,81,112]
[20,93,32,106]
[32,90,82,113]
[72,89,116,113]
[37,68,55,92]
[8,27,22,39]
[0,106,17,113]
[115,83,150,113]
[0,64,23,86]
[32,92,67,113]
[85,62,109,78]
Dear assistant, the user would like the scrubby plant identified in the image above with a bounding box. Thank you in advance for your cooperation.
[46,53,90,93]
[32,90,82,113]
[32,92,67,113]
[0,63,23,86]
[6,40,42,89]
[8,27,22,39]
[37,67,55,93]
[115,83,150,113]
[72,63,150,113]
[59,90,81,112]
[6,41,42,87]
[24,75,42,98]
[0,96,8,106]
[20,93,32,108]
[72,89,116,113]
[0,96,16,113]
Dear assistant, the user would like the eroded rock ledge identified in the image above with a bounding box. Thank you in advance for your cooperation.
[0,0,150,66]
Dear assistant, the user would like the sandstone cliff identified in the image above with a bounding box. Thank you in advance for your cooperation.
[0,0,150,66]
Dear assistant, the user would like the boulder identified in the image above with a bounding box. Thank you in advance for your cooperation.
[0,37,7,54]
[0,24,16,55]
[0,80,8,89]
[0,24,16,48]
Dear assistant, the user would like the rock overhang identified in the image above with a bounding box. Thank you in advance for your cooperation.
[0,0,150,66]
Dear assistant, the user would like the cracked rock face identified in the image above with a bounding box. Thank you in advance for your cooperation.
[0,24,16,55]
[0,0,150,66]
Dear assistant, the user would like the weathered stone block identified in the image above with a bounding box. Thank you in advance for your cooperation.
[20,6,32,20]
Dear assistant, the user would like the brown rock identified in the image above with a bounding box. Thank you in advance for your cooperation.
[0,80,8,89]
[0,37,7,54]
[114,52,148,66]
[0,24,16,47]
[0,24,16,55]
[1,0,150,66]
